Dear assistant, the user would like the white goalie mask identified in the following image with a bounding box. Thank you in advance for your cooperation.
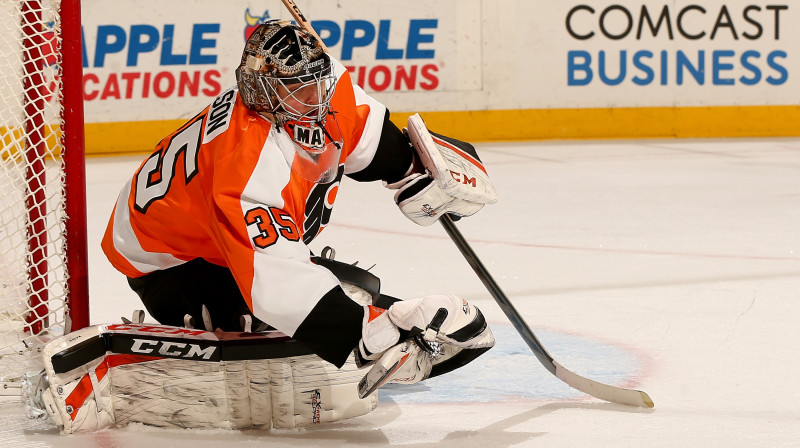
[235,20,343,183]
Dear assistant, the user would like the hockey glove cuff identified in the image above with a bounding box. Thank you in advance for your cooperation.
[391,172,484,226]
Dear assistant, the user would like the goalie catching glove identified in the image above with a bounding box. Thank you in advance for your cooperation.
[356,295,495,397]
[387,114,498,226]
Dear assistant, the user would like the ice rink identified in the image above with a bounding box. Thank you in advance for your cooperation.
[3,137,800,447]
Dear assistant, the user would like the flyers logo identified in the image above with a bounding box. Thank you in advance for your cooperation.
[303,165,344,244]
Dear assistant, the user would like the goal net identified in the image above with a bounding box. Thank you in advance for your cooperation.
[0,0,87,397]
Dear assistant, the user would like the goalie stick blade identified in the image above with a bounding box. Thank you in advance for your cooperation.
[553,361,654,408]
[438,215,655,408]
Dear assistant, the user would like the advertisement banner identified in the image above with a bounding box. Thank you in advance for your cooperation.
[537,1,797,108]
[80,0,480,124]
[75,0,798,151]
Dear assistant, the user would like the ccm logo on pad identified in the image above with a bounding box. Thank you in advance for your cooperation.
[130,338,217,360]
[448,170,477,187]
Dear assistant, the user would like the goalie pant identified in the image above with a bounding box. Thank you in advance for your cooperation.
[31,324,377,434]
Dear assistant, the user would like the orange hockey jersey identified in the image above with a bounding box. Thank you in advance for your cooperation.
[102,59,387,338]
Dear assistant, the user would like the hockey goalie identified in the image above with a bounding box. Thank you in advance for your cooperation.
[25,20,499,433]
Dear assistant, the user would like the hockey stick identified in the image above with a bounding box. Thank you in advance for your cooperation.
[280,0,652,408]
[280,0,329,51]
[439,214,654,408]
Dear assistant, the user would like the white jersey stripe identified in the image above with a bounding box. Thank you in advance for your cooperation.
[111,179,187,274]
[241,132,340,336]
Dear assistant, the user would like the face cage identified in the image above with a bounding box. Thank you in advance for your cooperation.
[260,72,338,125]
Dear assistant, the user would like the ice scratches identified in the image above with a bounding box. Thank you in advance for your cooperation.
[725,288,759,344]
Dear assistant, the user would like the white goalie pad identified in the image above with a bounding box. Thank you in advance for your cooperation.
[30,324,377,434]
[406,113,498,205]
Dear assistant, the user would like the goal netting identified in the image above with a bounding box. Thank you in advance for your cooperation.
[0,0,87,398]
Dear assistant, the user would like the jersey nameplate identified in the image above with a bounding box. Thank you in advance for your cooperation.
[203,87,237,143]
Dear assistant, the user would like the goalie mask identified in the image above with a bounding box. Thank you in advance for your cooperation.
[235,19,343,183]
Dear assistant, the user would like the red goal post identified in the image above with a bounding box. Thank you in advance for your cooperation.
[0,0,88,394]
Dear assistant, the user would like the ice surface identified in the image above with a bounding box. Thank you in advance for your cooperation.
[2,137,799,447]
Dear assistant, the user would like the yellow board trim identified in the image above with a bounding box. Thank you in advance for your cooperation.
[86,119,186,156]
[1,124,63,160]
[85,105,800,156]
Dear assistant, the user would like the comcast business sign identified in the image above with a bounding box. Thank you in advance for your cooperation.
[564,3,790,87]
